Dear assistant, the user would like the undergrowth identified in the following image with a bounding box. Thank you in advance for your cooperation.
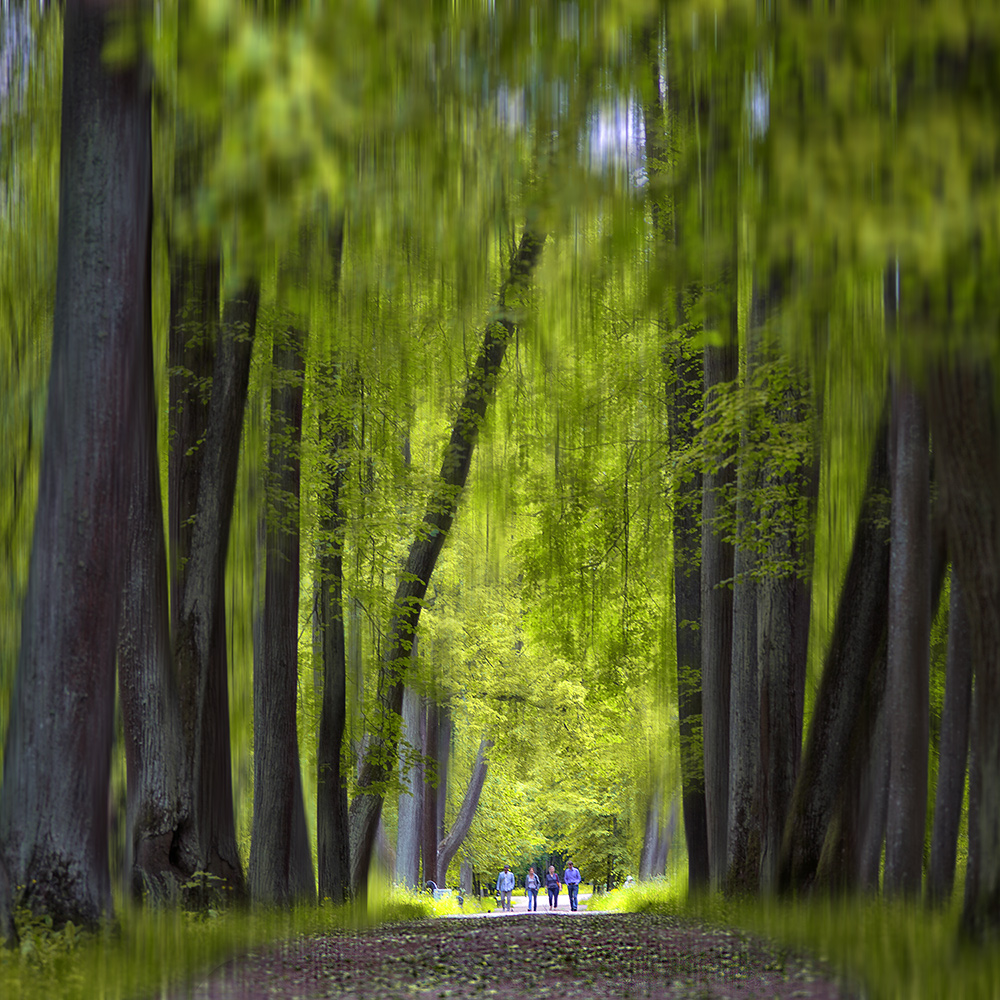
[0,879,439,1000]
[592,878,1000,1000]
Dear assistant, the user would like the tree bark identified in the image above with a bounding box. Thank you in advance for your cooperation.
[883,371,931,898]
[249,324,315,904]
[118,229,186,902]
[926,362,1000,941]
[435,739,494,884]
[701,281,738,888]
[725,275,764,897]
[394,684,424,889]
[347,225,546,894]
[928,572,973,905]
[778,407,891,894]
[0,0,149,927]
[316,361,353,904]
[421,697,441,886]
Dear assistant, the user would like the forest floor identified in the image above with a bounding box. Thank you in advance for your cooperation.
[163,897,861,999]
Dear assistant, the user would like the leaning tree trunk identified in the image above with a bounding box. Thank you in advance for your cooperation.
[249,322,315,905]
[883,370,931,898]
[0,0,149,928]
[347,226,546,894]
[778,406,891,894]
[435,739,494,884]
[927,361,1000,941]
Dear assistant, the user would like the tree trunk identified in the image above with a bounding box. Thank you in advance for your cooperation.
[0,0,149,927]
[347,226,546,894]
[316,357,353,904]
[249,324,315,904]
[169,280,257,898]
[778,407,891,894]
[928,572,973,905]
[639,788,661,881]
[118,236,186,902]
[725,275,764,897]
[883,371,931,898]
[926,362,1000,941]
[701,279,738,888]
[394,684,424,889]
[421,697,441,885]
[435,738,493,884]
[758,309,817,893]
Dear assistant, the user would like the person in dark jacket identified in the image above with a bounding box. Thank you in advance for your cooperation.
[545,865,561,908]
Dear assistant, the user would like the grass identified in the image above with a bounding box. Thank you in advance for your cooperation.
[0,881,439,1000]
[593,879,1000,1000]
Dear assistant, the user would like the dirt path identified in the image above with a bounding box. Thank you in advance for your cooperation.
[168,909,859,999]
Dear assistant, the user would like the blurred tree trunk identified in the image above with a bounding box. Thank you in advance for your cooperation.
[779,408,891,894]
[725,275,764,897]
[315,216,352,904]
[395,684,424,889]
[643,22,710,894]
[927,362,1000,941]
[701,270,738,888]
[0,0,149,927]
[883,371,931,897]
[249,321,315,904]
[928,574,972,905]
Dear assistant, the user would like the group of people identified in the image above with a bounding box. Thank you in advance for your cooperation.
[495,861,583,912]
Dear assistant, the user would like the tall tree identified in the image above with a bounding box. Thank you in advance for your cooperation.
[0,0,150,927]
[347,225,546,893]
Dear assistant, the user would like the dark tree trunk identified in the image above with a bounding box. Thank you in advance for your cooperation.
[758,323,817,892]
[435,738,493,884]
[926,362,1000,941]
[928,573,973,905]
[779,408,891,894]
[641,22,709,893]
[347,226,546,894]
[316,356,353,904]
[170,281,259,895]
[0,0,149,927]
[725,275,765,897]
[249,324,315,904]
[883,371,931,898]
[118,232,186,902]
[701,279,738,888]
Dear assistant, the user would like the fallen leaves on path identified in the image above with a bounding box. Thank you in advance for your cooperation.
[171,912,858,999]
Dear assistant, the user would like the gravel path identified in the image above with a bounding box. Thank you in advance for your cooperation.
[166,907,860,999]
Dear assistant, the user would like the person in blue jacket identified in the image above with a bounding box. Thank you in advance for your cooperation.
[496,865,515,911]
[563,860,582,911]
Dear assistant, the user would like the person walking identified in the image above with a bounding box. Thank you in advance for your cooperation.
[545,864,561,908]
[524,866,541,911]
[496,865,515,912]
[563,860,582,911]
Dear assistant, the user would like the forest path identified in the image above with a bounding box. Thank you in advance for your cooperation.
[165,910,858,999]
